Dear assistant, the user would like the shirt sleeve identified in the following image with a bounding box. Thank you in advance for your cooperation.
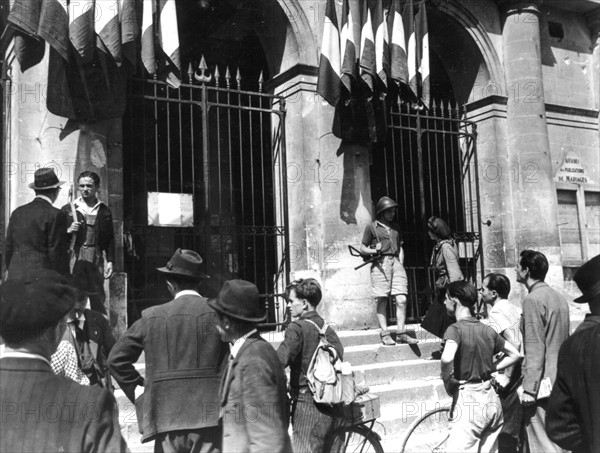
[107,319,146,402]
[361,224,374,247]
[488,309,511,335]
[277,322,303,368]
[443,324,461,345]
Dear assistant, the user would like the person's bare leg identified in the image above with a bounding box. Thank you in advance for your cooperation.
[396,295,418,344]
[377,297,395,345]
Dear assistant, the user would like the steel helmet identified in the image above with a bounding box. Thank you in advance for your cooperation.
[376,196,398,215]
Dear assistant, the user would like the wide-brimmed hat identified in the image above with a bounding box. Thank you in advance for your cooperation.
[28,168,66,190]
[208,279,266,323]
[0,271,77,332]
[157,249,209,279]
[573,254,600,303]
[427,216,453,240]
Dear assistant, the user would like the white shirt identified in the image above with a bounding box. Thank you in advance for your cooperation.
[230,329,258,359]
[74,197,104,216]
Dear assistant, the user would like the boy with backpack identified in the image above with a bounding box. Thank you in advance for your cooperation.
[361,196,418,345]
[277,278,344,453]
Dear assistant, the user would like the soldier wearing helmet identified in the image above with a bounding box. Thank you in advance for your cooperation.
[360,196,418,345]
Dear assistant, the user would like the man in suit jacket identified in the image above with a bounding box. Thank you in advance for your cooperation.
[0,272,128,453]
[209,279,292,453]
[517,250,570,453]
[109,249,229,453]
[4,168,69,278]
[547,254,600,453]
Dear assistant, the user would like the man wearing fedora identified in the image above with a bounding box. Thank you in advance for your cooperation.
[208,279,292,453]
[109,249,229,453]
[547,254,600,453]
[0,272,128,453]
[4,167,70,279]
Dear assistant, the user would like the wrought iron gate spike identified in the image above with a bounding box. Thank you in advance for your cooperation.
[236,68,242,90]
[195,55,212,84]
[214,65,220,87]
[187,62,194,84]
[258,70,264,92]
[225,66,231,88]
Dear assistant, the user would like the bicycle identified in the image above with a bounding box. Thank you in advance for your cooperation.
[330,393,385,453]
[400,406,453,453]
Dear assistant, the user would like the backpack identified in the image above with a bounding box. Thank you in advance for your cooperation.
[303,319,356,406]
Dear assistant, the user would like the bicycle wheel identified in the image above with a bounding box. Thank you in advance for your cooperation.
[331,425,384,453]
[400,407,452,453]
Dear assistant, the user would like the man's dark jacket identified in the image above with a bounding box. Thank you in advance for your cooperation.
[0,357,127,452]
[546,319,600,453]
[79,308,116,386]
[62,202,115,263]
[108,293,229,443]
[5,197,69,276]
[277,311,344,391]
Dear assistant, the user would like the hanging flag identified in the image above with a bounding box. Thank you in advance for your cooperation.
[69,0,95,64]
[7,0,45,71]
[317,0,341,106]
[157,0,181,88]
[95,0,122,64]
[372,0,388,90]
[415,0,430,107]
[388,0,408,89]
[359,0,376,93]
[404,0,417,101]
[120,0,139,71]
[141,0,156,76]
[340,0,358,93]
[38,0,70,62]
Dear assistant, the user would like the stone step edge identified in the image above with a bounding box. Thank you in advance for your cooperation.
[345,338,440,353]
[353,357,439,371]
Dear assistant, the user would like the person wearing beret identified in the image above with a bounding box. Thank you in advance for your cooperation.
[209,279,292,453]
[4,168,70,279]
[546,254,600,453]
[108,249,229,453]
[0,272,128,453]
[421,216,464,342]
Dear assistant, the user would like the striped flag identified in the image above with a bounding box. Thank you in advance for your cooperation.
[340,0,358,93]
[38,0,70,62]
[120,0,139,70]
[415,0,430,107]
[7,0,45,71]
[141,0,156,76]
[157,0,181,88]
[372,0,388,90]
[388,0,408,88]
[69,0,95,63]
[406,0,430,106]
[359,0,376,93]
[317,0,341,106]
[95,0,123,64]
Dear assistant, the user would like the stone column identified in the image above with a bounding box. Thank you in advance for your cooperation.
[499,0,563,290]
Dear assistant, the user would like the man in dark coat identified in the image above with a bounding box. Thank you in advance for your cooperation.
[547,254,600,453]
[4,168,69,278]
[0,272,128,453]
[277,278,344,452]
[108,249,228,453]
[209,279,292,453]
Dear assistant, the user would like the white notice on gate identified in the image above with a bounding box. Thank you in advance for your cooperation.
[148,192,194,227]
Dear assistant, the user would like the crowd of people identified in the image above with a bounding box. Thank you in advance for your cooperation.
[1,173,599,453]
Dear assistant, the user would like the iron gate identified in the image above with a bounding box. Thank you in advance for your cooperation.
[123,65,289,326]
[371,101,483,323]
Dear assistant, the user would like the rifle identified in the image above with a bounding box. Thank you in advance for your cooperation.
[68,183,78,272]
[348,245,382,270]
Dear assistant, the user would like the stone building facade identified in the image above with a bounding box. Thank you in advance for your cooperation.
[1,0,599,332]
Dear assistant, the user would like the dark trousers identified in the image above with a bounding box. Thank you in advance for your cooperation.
[154,427,221,453]
[291,393,338,453]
